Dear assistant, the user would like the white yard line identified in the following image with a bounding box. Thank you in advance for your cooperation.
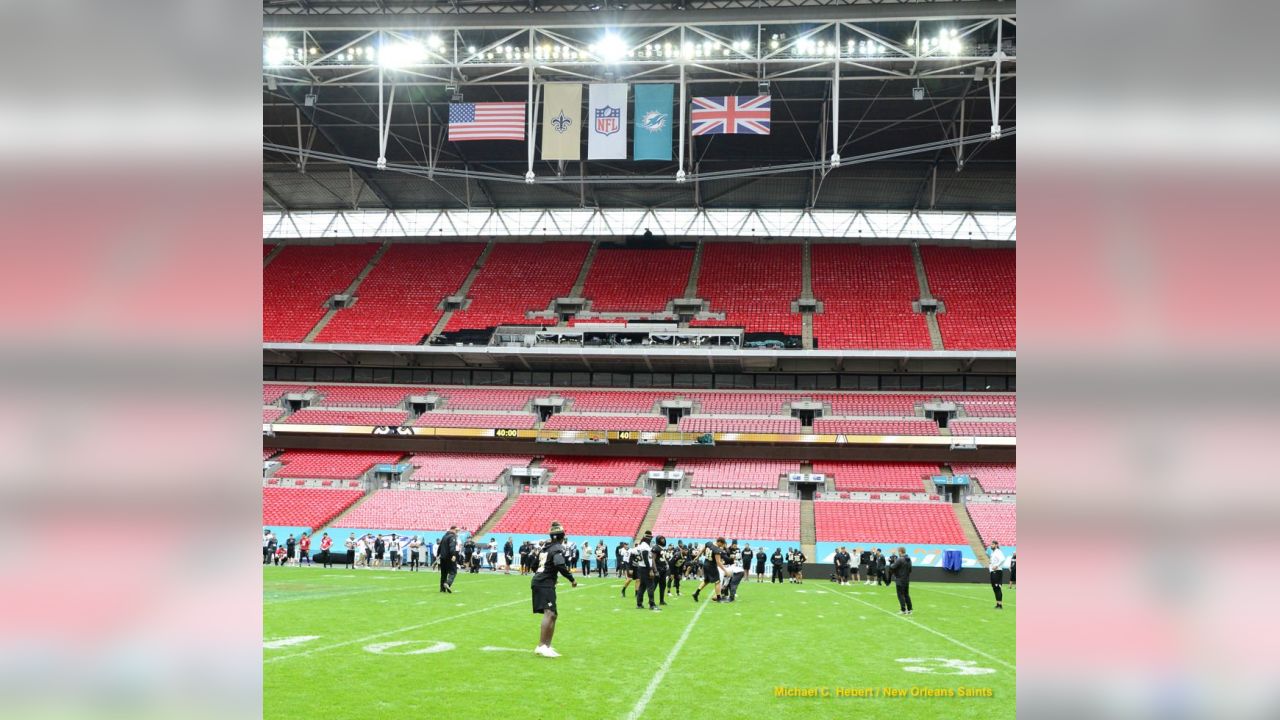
[265,581,606,664]
[826,586,1015,670]
[625,600,709,720]
[912,584,1016,606]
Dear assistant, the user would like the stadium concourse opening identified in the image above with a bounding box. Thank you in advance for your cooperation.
[263,0,1014,717]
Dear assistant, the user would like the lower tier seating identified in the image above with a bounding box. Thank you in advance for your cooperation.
[678,416,803,434]
[950,463,1016,494]
[543,457,660,487]
[814,501,967,544]
[492,494,652,537]
[262,487,364,530]
[273,450,405,479]
[282,408,409,426]
[965,502,1017,546]
[542,414,669,432]
[950,420,1017,437]
[812,418,940,436]
[334,490,507,533]
[409,453,531,484]
[678,459,797,490]
[652,497,800,541]
[263,407,283,424]
[412,412,540,429]
[812,461,940,492]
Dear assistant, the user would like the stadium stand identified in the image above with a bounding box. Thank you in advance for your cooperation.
[951,463,1016,494]
[689,243,801,335]
[444,242,589,330]
[965,502,1017,546]
[819,392,926,416]
[436,388,535,411]
[310,384,426,408]
[812,418,940,436]
[315,243,483,344]
[409,453,531,484]
[813,501,967,544]
[282,408,409,426]
[950,420,1017,437]
[946,394,1017,417]
[921,246,1016,350]
[263,384,306,404]
[335,490,507,533]
[263,407,283,423]
[542,414,668,432]
[684,391,795,415]
[580,247,694,312]
[273,450,404,479]
[812,461,941,492]
[263,243,379,342]
[678,459,798,490]
[492,494,652,537]
[811,245,932,349]
[678,416,803,434]
[262,487,364,530]
[562,391,665,413]
[412,412,539,429]
[652,497,800,541]
[542,457,660,487]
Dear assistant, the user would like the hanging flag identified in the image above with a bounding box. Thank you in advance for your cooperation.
[447,102,526,141]
[541,83,582,160]
[633,84,673,161]
[690,95,772,136]
[587,83,628,160]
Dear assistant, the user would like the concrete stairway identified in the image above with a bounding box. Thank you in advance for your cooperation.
[952,503,990,567]
[430,238,497,337]
[684,240,704,298]
[924,464,947,493]
[570,239,600,297]
[635,493,666,541]
[910,243,945,350]
[477,492,522,538]
[264,243,285,267]
[303,240,391,342]
[316,487,378,533]
[800,498,816,561]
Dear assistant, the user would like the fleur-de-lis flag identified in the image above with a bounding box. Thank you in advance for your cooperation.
[541,83,582,160]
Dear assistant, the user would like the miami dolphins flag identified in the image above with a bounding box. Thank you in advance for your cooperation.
[587,84,628,160]
[633,84,674,161]
[541,83,581,161]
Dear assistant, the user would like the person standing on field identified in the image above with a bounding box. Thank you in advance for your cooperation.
[988,540,1007,610]
[887,547,913,615]
[532,522,577,658]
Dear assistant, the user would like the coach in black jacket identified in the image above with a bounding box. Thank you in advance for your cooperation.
[439,526,459,593]
[887,547,913,615]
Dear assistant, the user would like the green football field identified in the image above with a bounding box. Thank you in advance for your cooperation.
[264,566,1014,719]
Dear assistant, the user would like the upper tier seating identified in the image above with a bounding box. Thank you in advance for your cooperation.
[950,421,1017,437]
[814,501,966,544]
[310,384,428,408]
[263,244,379,342]
[921,246,1015,350]
[445,242,589,330]
[684,391,796,415]
[282,408,409,426]
[678,459,797,490]
[652,497,800,541]
[819,393,926,416]
[542,414,668,432]
[965,502,1017,545]
[316,243,483,344]
[263,384,307,404]
[543,457,660,487]
[409,453,531,484]
[437,388,534,411]
[492,494,651,537]
[812,461,940,492]
[678,416,803,434]
[689,243,801,335]
[811,245,932,350]
[943,394,1016,418]
[581,247,694,312]
[412,412,539,429]
[273,450,404,479]
[812,418,940,436]
[950,463,1016,494]
[334,490,506,533]
[263,407,283,423]
[563,391,666,413]
[262,487,364,530]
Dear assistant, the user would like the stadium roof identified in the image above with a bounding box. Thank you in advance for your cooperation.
[262,0,1015,213]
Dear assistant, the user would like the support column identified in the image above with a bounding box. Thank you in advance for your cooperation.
[830,24,840,168]
[525,34,536,184]
[676,58,687,183]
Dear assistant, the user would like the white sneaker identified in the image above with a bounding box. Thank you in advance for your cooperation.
[535,646,561,658]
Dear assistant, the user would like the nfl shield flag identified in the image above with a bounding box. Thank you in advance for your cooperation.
[587,83,628,160]
[633,84,673,161]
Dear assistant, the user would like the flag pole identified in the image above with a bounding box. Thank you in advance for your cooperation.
[830,24,841,168]
[525,30,536,184]
[676,60,686,183]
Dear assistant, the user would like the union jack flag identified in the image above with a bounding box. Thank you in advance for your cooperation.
[690,95,771,136]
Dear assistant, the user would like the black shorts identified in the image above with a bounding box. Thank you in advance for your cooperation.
[532,585,558,614]
[703,566,720,583]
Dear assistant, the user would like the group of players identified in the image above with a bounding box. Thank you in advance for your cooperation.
[828,546,898,586]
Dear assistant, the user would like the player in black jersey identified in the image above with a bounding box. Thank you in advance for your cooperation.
[667,540,684,597]
[692,537,727,603]
[653,535,670,606]
[531,521,577,657]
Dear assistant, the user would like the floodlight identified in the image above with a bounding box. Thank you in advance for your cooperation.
[379,41,425,69]
[264,36,289,67]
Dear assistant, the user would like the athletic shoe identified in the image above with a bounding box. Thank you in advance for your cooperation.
[650,606,661,612]
[995,605,1003,610]
[534,646,561,658]
[692,590,700,602]
[620,587,626,597]
[906,610,912,615]
[659,601,667,606]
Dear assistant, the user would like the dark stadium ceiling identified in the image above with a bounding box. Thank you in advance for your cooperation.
[262,0,1015,213]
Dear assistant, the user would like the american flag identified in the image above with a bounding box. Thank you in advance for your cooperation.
[690,95,771,136]
[448,102,526,141]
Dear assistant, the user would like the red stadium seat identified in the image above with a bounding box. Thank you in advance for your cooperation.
[814,501,966,544]
[262,486,364,530]
[493,494,652,537]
